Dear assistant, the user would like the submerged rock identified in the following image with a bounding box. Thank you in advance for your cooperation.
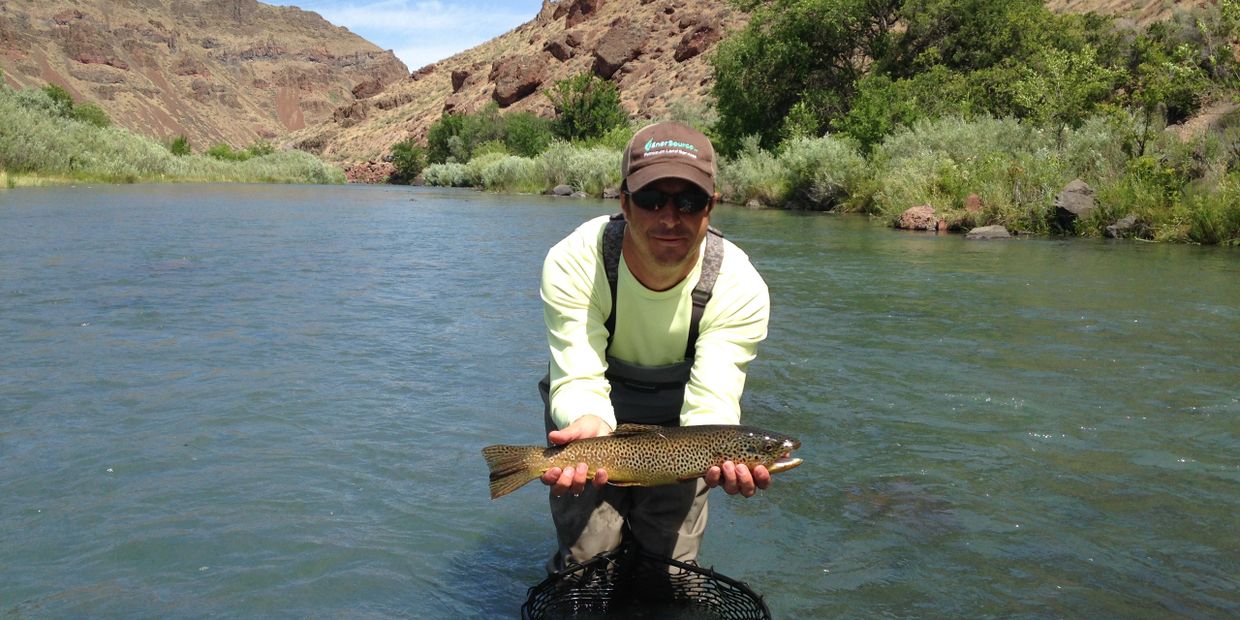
[1105,215,1140,239]
[965,225,1011,240]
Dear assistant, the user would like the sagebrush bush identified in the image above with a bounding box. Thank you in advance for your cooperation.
[718,136,788,206]
[422,162,471,187]
[717,134,868,210]
[779,135,868,209]
[539,141,621,196]
[475,155,545,193]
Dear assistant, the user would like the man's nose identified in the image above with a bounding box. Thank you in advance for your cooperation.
[656,198,681,223]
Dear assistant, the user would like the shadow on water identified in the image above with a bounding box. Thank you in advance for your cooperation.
[440,504,551,617]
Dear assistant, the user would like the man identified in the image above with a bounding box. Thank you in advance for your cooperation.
[537,121,771,571]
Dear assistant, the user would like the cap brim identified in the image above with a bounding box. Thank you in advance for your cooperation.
[626,161,714,195]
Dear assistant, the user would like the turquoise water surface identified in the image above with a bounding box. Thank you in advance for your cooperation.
[2,184,1237,618]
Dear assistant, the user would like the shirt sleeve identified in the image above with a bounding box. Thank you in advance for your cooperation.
[540,220,617,431]
[680,246,770,427]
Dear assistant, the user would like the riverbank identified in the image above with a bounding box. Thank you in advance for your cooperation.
[406,112,1239,246]
[0,84,345,187]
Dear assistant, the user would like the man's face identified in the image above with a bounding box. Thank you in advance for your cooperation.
[620,178,715,280]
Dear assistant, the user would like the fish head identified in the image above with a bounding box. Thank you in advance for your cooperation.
[739,427,803,474]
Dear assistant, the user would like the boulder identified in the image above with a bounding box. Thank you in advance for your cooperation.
[965,225,1011,240]
[551,184,575,196]
[351,78,383,99]
[451,69,470,93]
[897,205,938,231]
[543,31,582,61]
[563,0,603,28]
[674,19,722,62]
[490,55,546,107]
[1054,179,1096,229]
[592,20,646,79]
[1105,214,1140,239]
[410,64,436,81]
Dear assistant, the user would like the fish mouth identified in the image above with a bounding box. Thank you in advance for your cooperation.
[769,452,803,474]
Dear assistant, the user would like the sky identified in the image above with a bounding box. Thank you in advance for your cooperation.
[264,1,545,71]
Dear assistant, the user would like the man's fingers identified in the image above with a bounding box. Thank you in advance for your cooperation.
[553,466,577,496]
[721,461,739,495]
[542,467,562,486]
[704,465,721,488]
[570,462,588,494]
[753,464,772,490]
[735,463,755,497]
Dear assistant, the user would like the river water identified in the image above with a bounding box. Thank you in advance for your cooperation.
[1,184,1236,618]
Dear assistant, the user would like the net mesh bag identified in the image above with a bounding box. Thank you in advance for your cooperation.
[521,543,771,620]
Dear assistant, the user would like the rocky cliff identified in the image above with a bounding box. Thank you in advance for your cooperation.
[0,0,408,149]
[288,0,747,165]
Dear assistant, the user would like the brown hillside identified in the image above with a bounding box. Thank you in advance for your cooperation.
[288,0,747,166]
[0,0,407,150]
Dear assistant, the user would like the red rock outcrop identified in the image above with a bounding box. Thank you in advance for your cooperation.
[491,54,548,107]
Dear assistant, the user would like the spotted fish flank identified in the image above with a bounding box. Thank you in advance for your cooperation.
[481,424,802,499]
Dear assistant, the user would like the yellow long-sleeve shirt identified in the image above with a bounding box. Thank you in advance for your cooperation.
[541,215,770,431]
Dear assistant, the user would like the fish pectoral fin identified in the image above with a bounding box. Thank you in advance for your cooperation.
[605,480,646,487]
[611,423,665,437]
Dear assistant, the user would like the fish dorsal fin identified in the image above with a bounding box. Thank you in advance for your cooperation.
[611,423,665,437]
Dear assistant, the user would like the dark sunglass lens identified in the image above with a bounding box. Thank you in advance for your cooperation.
[676,191,710,213]
[631,190,666,211]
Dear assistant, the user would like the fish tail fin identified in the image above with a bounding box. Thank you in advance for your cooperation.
[481,444,543,499]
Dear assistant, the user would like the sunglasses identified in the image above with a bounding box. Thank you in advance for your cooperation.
[625,188,712,214]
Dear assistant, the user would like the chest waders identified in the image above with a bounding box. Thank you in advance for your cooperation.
[539,214,724,571]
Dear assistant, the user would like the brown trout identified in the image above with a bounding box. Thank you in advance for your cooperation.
[481,424,802,499]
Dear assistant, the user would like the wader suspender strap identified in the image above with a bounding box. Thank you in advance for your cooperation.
[601,213,724,361]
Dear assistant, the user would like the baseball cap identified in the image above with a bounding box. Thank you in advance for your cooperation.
[621,121,716,195]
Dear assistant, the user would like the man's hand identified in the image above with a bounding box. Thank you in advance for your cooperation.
[541,415,612,496]
[704,461,771,498]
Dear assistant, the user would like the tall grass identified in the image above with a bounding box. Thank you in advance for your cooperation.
[0,85,344,185]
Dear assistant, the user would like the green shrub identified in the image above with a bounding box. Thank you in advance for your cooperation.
[41,84,73,114]
[246,140,275,158]
[504,111,555,157]
[69,102,111,128]
[167,135,191,156]
[546,72,628,142]
[206,143,248,161]
[426,113,465,163]
[389,138,426,184]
